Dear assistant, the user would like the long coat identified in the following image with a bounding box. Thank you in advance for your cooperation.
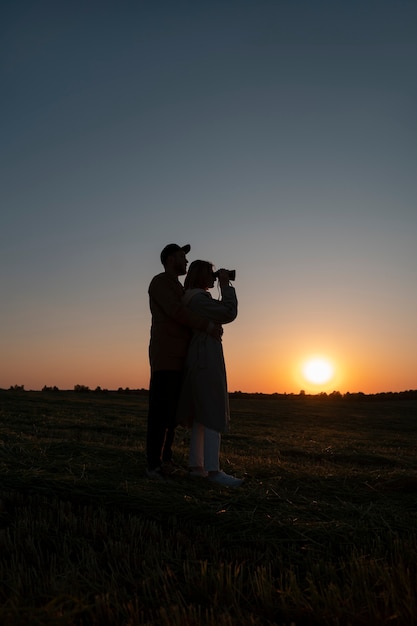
[176,284,238,433]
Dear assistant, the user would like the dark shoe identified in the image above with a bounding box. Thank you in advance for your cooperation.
[161,460,185,476]
[145,467,165,481]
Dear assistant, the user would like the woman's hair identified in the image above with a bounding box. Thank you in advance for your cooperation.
[184,260,213,290]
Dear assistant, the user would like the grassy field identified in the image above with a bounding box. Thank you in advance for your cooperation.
[1,390,417,625]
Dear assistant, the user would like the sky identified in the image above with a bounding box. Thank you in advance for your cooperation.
[1,0,416,395]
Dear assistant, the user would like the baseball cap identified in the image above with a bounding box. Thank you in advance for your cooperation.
[160,243,191,266]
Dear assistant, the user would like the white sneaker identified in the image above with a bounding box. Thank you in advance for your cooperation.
[208,471,243,487]
[188,467,208,478]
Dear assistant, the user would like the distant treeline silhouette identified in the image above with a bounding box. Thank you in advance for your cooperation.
[3,384,417,401]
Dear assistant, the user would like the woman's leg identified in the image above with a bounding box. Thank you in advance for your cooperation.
[189,421,205,469]
[204,426,243,487]
[204,427,221,473]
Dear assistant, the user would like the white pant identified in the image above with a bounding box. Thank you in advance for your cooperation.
[189,421,221,472]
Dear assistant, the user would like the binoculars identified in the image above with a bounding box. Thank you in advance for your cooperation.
[213,269,236,281]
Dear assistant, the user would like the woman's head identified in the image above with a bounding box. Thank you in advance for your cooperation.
[184,260,215,290]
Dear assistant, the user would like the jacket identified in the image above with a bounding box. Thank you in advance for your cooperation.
[148,272,212,372]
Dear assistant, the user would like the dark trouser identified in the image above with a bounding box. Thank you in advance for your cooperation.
[146,370,183,471]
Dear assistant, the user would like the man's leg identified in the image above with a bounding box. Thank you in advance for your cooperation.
[146,370,182,470]
[146,371,169,471]
[161,370,183,463]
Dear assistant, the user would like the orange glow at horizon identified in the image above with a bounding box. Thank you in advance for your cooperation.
[224,344,349,395]
[2,329,415,396]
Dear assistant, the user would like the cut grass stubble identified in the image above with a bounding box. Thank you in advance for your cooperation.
[1,391,417,625]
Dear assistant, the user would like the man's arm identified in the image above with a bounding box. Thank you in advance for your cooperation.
[150,276,222,338]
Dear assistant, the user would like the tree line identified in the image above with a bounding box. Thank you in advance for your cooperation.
[3,385,417,400]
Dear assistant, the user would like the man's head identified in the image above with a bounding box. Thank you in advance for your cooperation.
[160,243,191,276]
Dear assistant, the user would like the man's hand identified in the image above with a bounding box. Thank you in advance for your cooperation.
[209,323,223,342]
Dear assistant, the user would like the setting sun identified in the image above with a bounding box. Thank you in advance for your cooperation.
[302,357,334,385]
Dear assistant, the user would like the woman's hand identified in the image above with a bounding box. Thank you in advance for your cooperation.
[217,269,230,287]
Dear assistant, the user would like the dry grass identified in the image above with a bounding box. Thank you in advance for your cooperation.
[1,390,417,625]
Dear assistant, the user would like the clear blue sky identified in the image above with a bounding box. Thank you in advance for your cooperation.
[1,0,416,393]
